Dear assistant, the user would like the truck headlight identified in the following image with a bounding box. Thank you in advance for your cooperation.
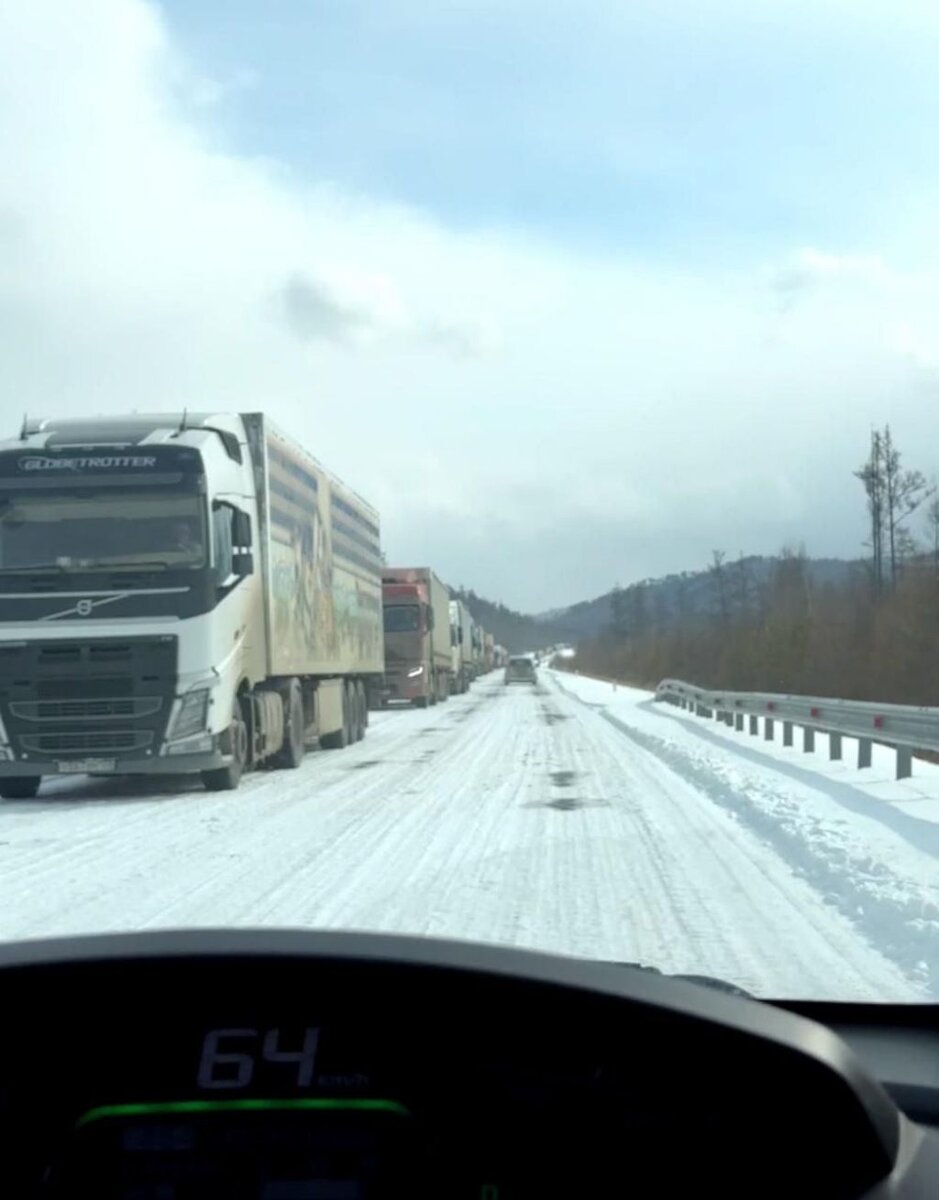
[170,689,210,740]
[407,666,424,678]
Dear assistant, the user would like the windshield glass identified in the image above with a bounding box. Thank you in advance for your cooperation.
[1,1,937,1007]
[383,604,420,633]
[0,490,207,569]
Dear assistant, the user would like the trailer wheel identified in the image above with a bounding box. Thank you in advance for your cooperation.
[272,679,304,769]
[201,699,247,791]
[0,776,41,800]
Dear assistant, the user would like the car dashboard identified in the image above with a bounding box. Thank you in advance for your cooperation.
[0,929,937,1198]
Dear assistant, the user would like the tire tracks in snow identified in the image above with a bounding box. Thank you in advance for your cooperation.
[0,675,919,999]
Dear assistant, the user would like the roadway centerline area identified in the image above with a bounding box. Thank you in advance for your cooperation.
[0,672,918,1000]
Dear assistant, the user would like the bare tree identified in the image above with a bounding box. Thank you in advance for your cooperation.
[710,550,729,627]
[855,426,932,593]
[855,429,885,597]
[881,425,932,586]
[731,553,752,622]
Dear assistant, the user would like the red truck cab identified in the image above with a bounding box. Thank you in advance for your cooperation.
[381,568,452,707]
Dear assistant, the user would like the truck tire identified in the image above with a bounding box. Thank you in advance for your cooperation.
[413,695,429,709]
[429,675,438,707]
[353,682,366,742]
[0,776,40,800]
[201,698,248,791]
[272,679,304,769]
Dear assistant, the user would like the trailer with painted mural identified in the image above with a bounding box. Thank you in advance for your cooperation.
[0,411,384,797]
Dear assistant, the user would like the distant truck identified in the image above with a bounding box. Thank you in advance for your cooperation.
[382,568,453,706]
[448,598,476,694]
[0,412,384,797]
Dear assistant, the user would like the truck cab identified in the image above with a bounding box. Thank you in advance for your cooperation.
[381,568,452,707]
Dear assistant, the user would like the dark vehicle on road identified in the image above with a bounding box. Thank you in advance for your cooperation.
[505,655,537,685]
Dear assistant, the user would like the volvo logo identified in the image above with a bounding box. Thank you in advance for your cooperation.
[76,599,93,616]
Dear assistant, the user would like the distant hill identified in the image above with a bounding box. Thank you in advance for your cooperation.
[450,556,865,653]
[534,556,864,641]
[449,587,577,654]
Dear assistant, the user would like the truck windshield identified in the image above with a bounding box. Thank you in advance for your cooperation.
[0,489,207,570]
[383,604,420,633]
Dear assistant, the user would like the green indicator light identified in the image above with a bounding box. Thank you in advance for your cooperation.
[76,1097,410,1130]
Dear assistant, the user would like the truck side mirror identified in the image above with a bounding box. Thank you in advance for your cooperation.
[233,551,254,578]
[233,509,252,548]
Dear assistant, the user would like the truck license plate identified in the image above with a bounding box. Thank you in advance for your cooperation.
[56,758,117,774]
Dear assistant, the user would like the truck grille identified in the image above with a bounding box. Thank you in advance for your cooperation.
[21,730,153,754]
[10,698,162,722]
[0,636,177,763]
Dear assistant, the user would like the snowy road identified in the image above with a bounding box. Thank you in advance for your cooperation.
[0,671,925,1001]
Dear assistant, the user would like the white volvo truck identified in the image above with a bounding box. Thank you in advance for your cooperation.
[0,413,384,797]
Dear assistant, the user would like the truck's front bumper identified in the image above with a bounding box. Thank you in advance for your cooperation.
[383,678,428,703]
[0,747,233,778]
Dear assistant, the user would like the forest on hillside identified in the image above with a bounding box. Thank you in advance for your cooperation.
[449,586,575,653]
[568,427,939,705]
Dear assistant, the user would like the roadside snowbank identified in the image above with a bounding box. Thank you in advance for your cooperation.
[551,670,939,992]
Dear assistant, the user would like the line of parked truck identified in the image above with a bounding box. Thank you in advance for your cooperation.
[0,411,509,798]
[380,567,504,708]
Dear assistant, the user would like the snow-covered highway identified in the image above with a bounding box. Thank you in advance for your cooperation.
[0,669,930,1001]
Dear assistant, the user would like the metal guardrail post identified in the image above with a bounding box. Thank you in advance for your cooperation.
[897,747,912,780]
[765,718,774,741]
[803,727,815,752]
[749,715,758,735]
[858,738,872,769]
[783,720,793,747]
[829,733,842,761]
[735,712,744,731]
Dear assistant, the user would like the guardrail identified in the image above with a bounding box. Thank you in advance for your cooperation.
[654,679,939,780]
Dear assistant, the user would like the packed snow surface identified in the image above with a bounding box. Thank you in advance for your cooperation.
[0,669,931,1001]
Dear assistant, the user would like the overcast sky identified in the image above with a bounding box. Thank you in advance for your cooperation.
[3,2,939,611]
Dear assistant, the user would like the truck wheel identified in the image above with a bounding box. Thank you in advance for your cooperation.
[272,679,304,769]
[201,699,247,791]
[0,776,41,800]
[360,681,370,729]
[413,695,429,709]
[429,676,438,707]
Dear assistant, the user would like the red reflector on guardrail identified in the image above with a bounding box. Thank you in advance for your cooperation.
[766,702,776,712]
[810,707,821,718]
[873,716,884,729]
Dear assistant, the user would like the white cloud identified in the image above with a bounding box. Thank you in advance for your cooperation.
[1,1,938,608]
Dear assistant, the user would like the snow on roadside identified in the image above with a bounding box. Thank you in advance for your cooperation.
[550,670,939,993]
